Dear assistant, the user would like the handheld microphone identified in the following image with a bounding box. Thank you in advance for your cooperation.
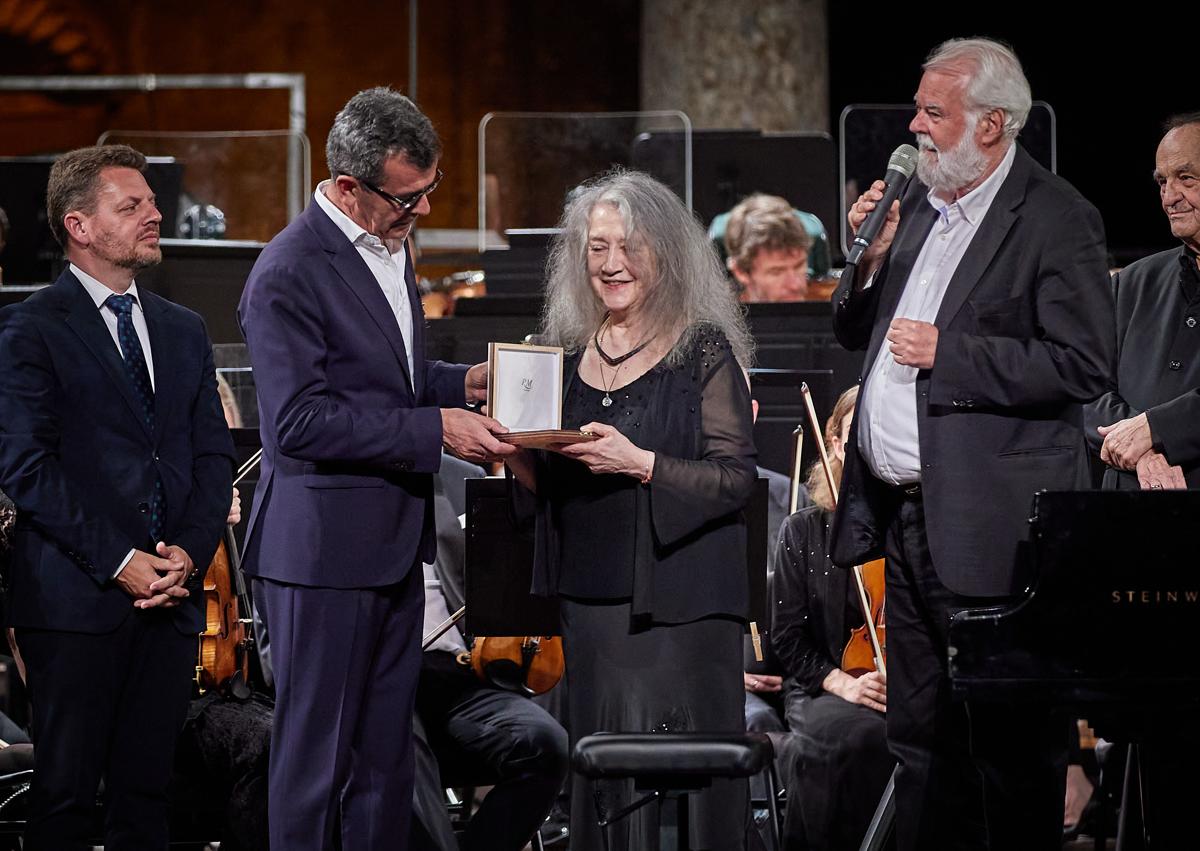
[846,144,919,267]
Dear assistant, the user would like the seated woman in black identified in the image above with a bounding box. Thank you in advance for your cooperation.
[506,169,758,851]
[772,386,894,850]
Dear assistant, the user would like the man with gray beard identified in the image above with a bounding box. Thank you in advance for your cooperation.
[829,38,1114,849]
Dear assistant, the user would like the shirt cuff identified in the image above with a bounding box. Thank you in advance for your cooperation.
[113,548,135,578]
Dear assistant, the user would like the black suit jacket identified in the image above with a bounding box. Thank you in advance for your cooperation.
[829,146,1115,596]
[0,270,234,633]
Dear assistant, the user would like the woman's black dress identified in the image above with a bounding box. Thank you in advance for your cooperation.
[532,326,758,851]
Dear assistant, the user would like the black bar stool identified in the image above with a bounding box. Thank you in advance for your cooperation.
[572,732,776,851]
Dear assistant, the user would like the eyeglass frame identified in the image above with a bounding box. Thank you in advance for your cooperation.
[352,168,444,212]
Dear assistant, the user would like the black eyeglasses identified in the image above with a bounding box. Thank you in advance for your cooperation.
[355,168,443,212]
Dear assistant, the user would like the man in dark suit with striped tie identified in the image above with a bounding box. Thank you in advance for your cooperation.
[0,144,234,850]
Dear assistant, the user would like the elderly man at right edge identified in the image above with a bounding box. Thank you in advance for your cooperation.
[830,38,1114,849]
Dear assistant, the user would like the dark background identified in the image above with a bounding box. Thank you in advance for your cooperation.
[0,0,1186,263]
[829,1,1187,262]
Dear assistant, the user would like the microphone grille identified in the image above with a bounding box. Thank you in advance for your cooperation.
[888,144,919,177]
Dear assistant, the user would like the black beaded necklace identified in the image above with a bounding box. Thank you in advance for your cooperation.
[593,315,654,407]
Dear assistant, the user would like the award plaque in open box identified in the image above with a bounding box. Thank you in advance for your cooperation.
[487,342,599,449]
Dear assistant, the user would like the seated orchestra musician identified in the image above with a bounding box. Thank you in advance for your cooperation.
[719,194,816,303]
[411,454,569,851]
[770,386,894,851]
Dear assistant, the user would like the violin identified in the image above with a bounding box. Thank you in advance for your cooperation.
[464,635,564,696]
[840,558,886,676]
[195,449,261,698]
[800,384,886,677]
[422,604,564,696]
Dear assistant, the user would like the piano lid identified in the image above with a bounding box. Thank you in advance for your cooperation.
[949,490,1200,708]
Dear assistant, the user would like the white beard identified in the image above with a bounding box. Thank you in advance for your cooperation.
[915,128,990,197]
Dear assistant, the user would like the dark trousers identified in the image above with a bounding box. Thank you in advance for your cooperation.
[411,651,569,851]
[885,493,1067,851]
[782,689,891,851]
[257,566,423,851]
[17,611,194,851]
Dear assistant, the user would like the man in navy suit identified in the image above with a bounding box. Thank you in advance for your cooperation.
[239,87,513,850]
[0,144,234,850]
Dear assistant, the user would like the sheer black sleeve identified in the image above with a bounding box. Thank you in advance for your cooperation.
[648,334,758,548]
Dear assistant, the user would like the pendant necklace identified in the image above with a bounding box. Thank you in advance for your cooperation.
[600,360,620,408]
[593,314,653,408]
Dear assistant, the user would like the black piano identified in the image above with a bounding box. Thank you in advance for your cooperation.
[948,490,1200,849]
[949,490,1200,711]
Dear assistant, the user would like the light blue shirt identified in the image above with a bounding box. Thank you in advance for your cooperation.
[857,144,1017,486]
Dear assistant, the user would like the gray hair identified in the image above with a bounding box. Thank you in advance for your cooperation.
[924,38,1031,139]
[1165,111,1200,133]
[325,87,441,183]
[541,169,754,368]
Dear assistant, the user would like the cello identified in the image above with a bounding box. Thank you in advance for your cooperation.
[799,384,886,678]
[195,449,262,698]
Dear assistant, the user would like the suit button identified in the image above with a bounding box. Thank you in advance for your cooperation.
[153,453,160,462]
[952,400,963,408]
[1169,360,1182,371]
[1188,317,1196,328]
[138,502,150,514]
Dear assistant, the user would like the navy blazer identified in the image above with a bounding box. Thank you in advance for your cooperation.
[829,146,1115,596]
[238,202,468,588]
[0,270,235,634]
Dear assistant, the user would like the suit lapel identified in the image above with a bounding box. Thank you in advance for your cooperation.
[142,292,176,444]
[312,207,417,395]
[933,147,1030,328]
[403,242,425,400]
[60,273,154,440]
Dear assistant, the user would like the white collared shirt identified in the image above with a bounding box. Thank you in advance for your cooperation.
[857,144,1017,485]
[313,181,415,381]
[72,264,155,391]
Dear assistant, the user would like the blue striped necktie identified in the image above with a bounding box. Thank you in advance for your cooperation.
[104,293,166,542]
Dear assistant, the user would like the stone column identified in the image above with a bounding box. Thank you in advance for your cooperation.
[640,0,828,132]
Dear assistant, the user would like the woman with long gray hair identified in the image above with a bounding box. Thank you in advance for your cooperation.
[506,169,758,851]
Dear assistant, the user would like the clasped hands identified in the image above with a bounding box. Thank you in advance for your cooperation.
[1097,412,1185,490]
[116,541,195,609]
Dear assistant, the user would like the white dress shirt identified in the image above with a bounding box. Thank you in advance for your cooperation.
[313,182,415,381]
[71,264,156,576]
[857,144,1017,485]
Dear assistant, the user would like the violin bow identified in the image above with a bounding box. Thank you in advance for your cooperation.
[800,383,886,677]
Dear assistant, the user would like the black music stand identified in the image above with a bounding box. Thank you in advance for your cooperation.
[749,367,833,477]
[464,477,559,637]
